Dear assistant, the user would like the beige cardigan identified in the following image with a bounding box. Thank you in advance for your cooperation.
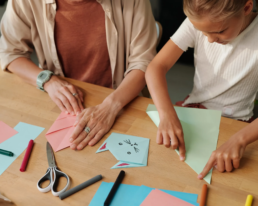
[0,0,157,88]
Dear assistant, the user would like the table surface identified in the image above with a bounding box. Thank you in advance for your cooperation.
[0,70,257,206]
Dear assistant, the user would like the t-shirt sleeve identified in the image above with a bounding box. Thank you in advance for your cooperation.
[170,18,197,51]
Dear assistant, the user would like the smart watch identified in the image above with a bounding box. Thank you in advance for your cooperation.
[36,70,54,92]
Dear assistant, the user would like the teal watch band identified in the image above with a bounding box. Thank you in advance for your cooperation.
[36,70,54,92]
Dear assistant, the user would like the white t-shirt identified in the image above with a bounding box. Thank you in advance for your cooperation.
[171,17,258,121]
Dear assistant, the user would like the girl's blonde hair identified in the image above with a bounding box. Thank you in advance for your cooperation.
[183,0,256,21]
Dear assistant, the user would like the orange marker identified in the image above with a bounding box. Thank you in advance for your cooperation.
[200,184,208,206]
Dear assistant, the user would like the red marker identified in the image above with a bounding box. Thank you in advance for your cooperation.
[20,140,34,172]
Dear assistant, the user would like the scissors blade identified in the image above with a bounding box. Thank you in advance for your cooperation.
[46,142,56,168]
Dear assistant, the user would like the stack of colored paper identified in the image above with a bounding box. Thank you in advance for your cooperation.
[146,104,221,184]
[0,121,44,175]
[89,182,199,206]
[96,133,150,169]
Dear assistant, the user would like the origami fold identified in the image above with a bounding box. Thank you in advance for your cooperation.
[46,112,77,152]
[146,104,221,184]
[96,133,150,169]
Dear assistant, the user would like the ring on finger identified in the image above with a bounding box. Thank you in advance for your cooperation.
[84,126,91,134]
[72,93,78,97]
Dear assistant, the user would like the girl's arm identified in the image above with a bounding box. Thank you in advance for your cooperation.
[199,118,258,179]
[146,40,186,160]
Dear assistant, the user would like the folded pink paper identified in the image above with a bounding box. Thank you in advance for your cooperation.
[0,121,18,144]
[46,112,77,152]
[140,189,195,206]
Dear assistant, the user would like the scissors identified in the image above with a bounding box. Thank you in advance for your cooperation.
[37,142,70,196]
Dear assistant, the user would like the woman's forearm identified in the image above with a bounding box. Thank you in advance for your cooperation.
[7,57,42,87]
[103,69,146,112]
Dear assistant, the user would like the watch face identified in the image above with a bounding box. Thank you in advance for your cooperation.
[39,73,47,80]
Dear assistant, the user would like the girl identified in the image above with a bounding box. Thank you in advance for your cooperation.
[146,0,258,180]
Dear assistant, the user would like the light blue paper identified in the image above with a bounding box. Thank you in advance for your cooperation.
[0,122,44,175]
[89,182,199,206]
[111,146,148,169]
[96,133,150,168]
[89,182,139,206]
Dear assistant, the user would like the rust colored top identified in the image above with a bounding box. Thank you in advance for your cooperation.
[54,0,112,88]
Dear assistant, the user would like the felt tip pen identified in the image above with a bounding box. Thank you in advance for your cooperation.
[245,195,253,206]
[104,170,125,206]
[0,149,14,157]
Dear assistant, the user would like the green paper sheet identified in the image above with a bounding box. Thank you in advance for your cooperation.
[146,104,221,184]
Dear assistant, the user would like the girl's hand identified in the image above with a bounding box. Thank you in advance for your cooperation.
[157,111,186,161]
[69,99,119,150]
[198,134,246,179]
[44,76,84,115]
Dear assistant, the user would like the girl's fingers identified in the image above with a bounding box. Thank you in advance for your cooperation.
[156,131,163,145]
[217,154,225,172]
[163,132,171,148]
[225,156,233,172]
[198,155,216,180]
[233,158,240,169]
[175,131,185,161]
[170,133,179,150]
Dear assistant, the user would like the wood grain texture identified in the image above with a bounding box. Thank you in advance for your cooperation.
[0,70,257,206]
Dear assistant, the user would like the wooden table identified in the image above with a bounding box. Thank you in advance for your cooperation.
[0,70,257,206]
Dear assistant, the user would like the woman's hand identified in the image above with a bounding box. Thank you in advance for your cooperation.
[69,99,120,150]
[157,111,186,161]
[44,76,84,115]
[198,134,246,180]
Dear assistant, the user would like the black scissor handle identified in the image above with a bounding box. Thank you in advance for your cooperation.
[37,168,53,192]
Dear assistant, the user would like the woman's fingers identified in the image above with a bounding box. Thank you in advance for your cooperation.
[77,89,84,103]
[57,92,73,114]
[53,97,66,112]
[70,130,88,150]
[70,112,91,143]
[89,129,106,146]
[62,86,82,115]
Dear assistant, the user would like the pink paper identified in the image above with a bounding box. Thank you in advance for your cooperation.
[140,189,195,206]
[0,121,18,144]
[46,112,76,152]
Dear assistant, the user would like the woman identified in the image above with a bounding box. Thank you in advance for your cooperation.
[0,0,157,150]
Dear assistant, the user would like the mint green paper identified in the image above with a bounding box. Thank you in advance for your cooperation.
[146,104,221,184]
[0,122,45,175]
